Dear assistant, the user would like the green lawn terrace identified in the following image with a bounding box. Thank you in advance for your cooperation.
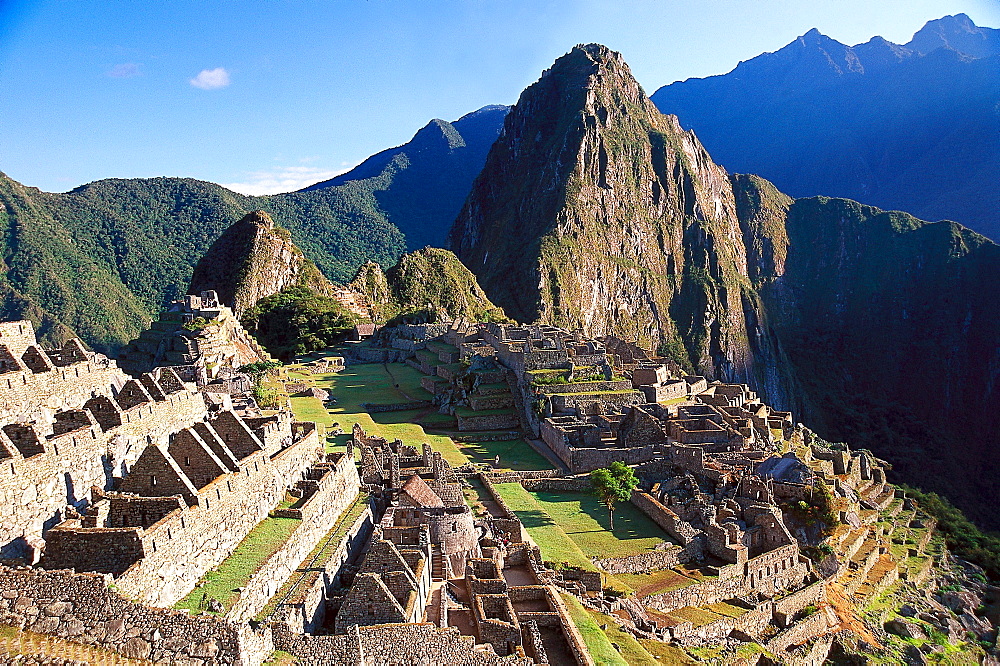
[175,514,302,615]
[283,360,550,473]
[492,483,677,591]
[404,339,521,433]
[255,493,372,626]
[525,367,646,417]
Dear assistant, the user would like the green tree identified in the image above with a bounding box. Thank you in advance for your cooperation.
[590,461,639,530]
[241,286,360,360]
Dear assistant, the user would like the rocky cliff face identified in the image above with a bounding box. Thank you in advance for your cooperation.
[450,44,1000,529]
[188,211,337,316]
[450,44,787,393]
[350,247,507,324]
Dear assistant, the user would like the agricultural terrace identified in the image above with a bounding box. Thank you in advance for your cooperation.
[284,356,550,471]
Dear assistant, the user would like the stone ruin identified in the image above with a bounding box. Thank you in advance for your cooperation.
[333,422,590,664]
[117,290,270,398]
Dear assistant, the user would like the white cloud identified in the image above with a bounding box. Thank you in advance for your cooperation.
[189,67,230,90]
[107,63,142,78]
[220,165,354,196]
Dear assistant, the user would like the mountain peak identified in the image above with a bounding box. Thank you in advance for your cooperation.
[906,13,1000,58]
[450,45,743,351]
[189,212,333,316]
[238,210,275,229]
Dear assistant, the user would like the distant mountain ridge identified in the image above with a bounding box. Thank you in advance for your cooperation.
[304,105,509,250]
[0,106,507,352]
[650,14,1000,239]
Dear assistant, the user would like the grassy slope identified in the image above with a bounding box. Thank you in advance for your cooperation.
[559,593,629,666]
[174,516,302,614]
[529,491,672,558]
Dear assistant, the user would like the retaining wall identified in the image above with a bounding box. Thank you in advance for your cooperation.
[0,565,272,665]
[225,455,361,623]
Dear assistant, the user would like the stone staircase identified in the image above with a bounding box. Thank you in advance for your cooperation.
[432,546,447,582]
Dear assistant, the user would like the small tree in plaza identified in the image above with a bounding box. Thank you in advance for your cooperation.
[590,461,639,530]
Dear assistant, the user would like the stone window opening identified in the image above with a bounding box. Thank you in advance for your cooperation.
[216,489,221,500]
[150,475,157,487]
[185,456,191,466]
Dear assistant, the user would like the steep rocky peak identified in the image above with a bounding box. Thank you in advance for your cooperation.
[906,13,1000,58]
[237,210,275,230]
[451,44,774,387]
[188,211,335,317]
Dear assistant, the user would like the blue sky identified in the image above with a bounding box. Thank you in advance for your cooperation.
[1,0,997,194]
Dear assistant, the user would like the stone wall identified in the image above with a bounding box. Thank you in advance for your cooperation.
[521,476,592,493]
[630,491,701,547]
[457,412,520,431]
[274,501,374,634]
[483,470,562,483]
[595,547,683,574]
[362,400,432,413]
[533,380,632,395]
[1,376,208,559]
[111,426,322,607]
[549,391,643,415]
[764,607,832,654]
[0,565,272,665]
[544,431,655,474]
[271,621,533,665]
[642,545,807,612]
[225,454,361,623]
[772,579,826,627]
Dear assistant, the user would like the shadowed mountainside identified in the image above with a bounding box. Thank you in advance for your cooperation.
[651,14,1000,239]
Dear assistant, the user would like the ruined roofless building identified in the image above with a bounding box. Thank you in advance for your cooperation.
[116,291,270,385]
[0,318,332,611]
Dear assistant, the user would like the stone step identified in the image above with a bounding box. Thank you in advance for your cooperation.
[855,554,899,602]
[870,486,896,511]
[839,527,869,560]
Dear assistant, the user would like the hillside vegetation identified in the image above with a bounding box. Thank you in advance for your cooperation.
[350,247,509,324]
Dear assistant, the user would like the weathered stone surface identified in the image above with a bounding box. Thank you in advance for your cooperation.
[886,618,928,640]
[120,637,151,660]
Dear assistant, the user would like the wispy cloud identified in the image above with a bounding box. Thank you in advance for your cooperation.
[189,67,230,90]
[107,63,143,78]
[220,165,354,196]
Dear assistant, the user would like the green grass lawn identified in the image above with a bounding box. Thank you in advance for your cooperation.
[559,593,628,666]
[256,494,369,622]
[667,605,724,628]
[494,483,598,572]
[455,437,551,471]
[284,363,470,466]
[285,362,556,473]
[582,607,696,666]
[529,491,673,558]
[615,569,700,597]
[174,516,302,614]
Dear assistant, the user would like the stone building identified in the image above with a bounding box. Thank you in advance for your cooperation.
[117,291,269,387]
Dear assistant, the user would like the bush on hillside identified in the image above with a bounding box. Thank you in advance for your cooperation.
[242,287,361,361]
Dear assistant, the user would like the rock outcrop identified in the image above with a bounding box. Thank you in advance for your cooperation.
[450,44,787,393]
[189,211,358,317]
